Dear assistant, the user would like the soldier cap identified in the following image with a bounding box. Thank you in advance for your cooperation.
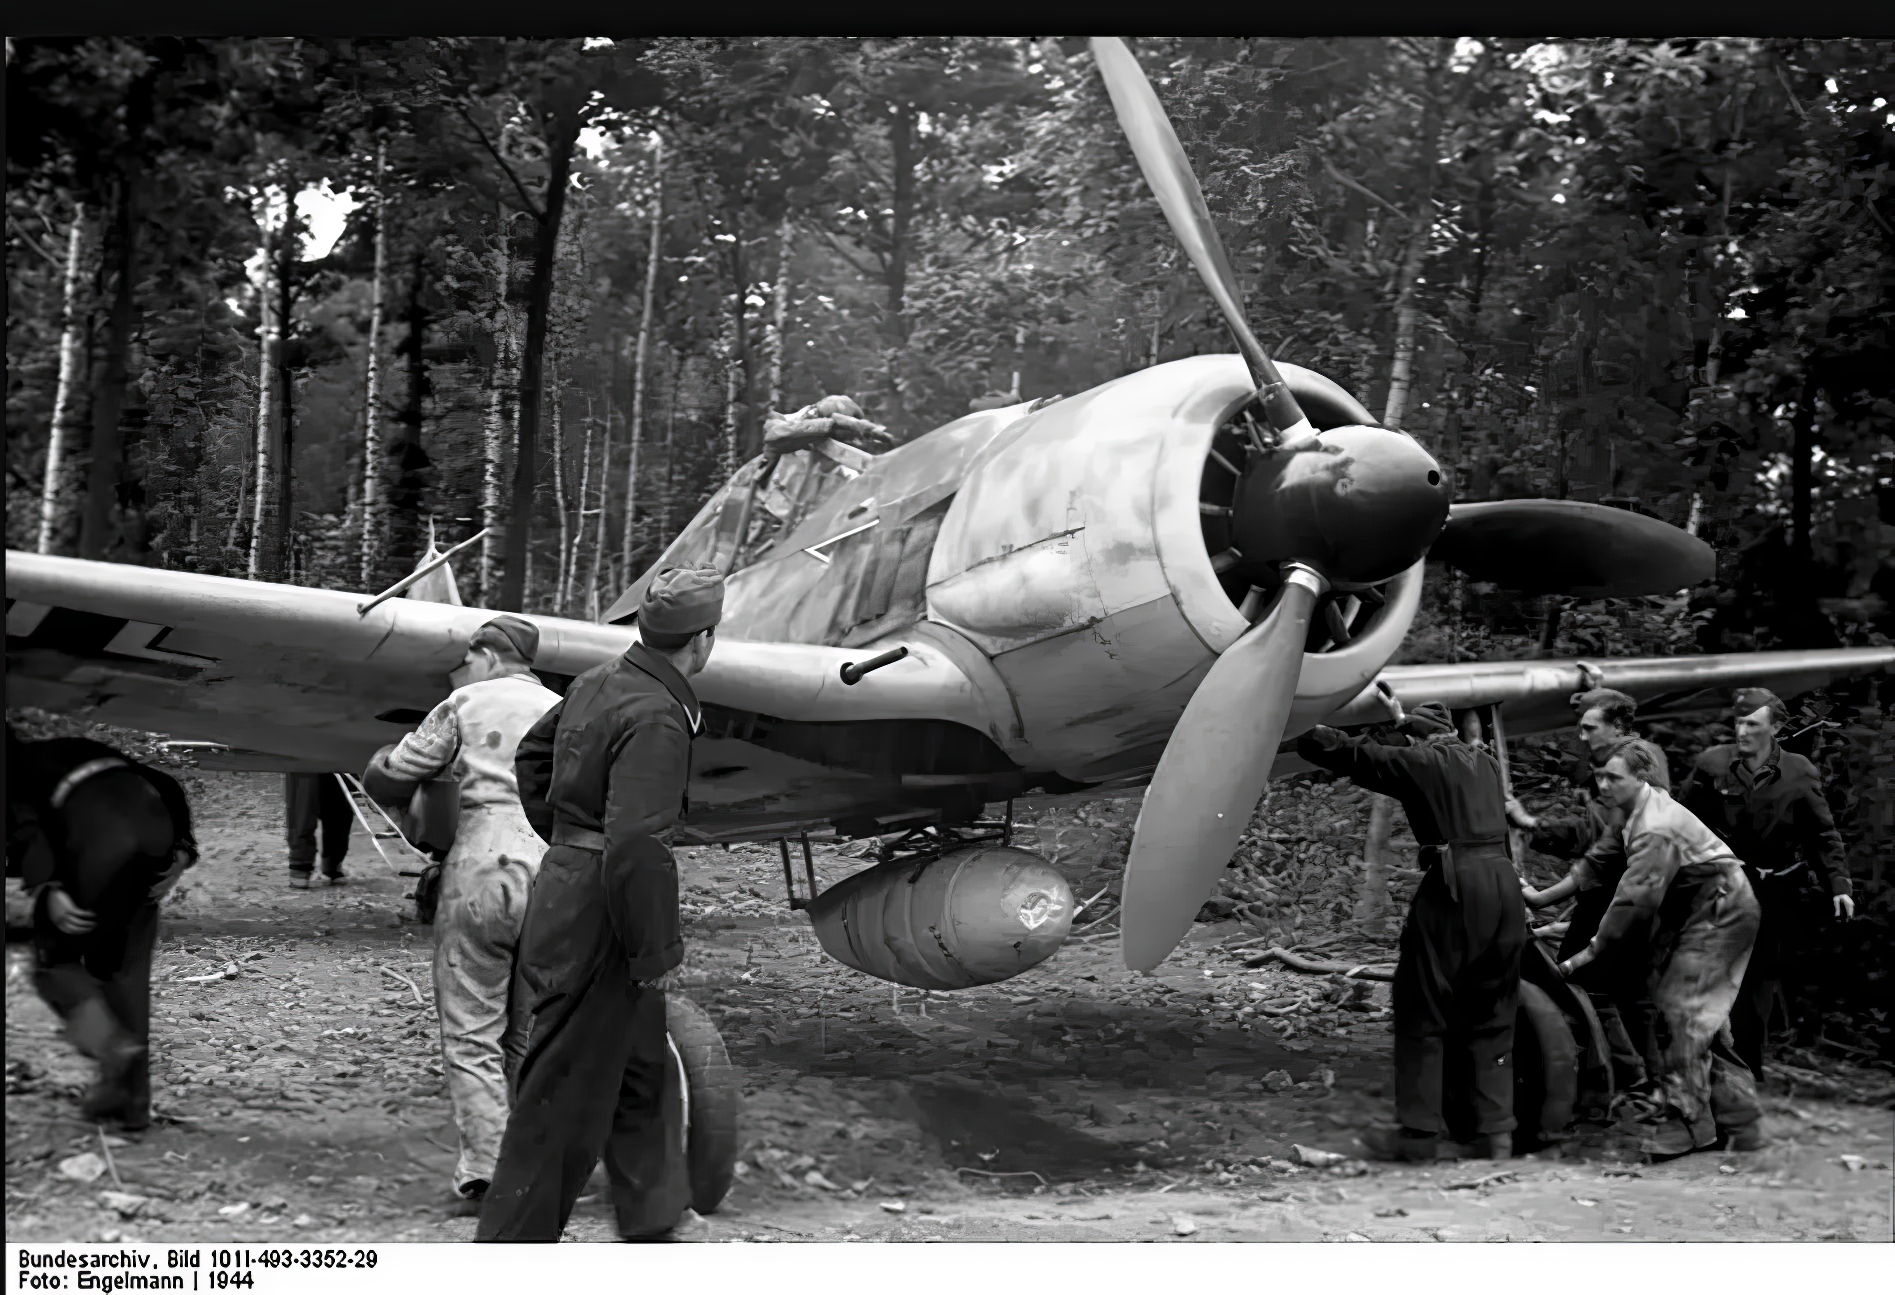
[1401,701,1455,737]
[470,614,540,664]
[1733,687,1788,724]
[641,566,726,637]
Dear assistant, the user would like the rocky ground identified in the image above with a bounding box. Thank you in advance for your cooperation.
[6,770,1891,1244]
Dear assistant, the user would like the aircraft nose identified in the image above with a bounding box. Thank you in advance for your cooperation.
[1231,424,1450,586]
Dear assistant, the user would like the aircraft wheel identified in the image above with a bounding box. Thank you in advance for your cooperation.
[1513,980,1580,1150]
[666,992,741,1215]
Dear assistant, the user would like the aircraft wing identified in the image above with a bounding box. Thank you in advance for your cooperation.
[4,553,1014,776]
[1321,646,1895,739]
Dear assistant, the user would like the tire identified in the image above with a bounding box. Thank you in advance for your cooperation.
[1513,980,1580,1149]
[666,992,741,1215]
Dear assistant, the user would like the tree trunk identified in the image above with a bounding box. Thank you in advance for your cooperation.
[1353,794,1398,929]
[567,396,596,614]
[359,141,388,589]
[499,112,578,613]
[480,336,509,603]
[588,377,616,621]
[246,199,280,580]
[721,311,741,479]
[722,201,758,462]
[885,100,915,336]
[767,211,792,411]
[661,349,680,545]
[38,202,89,556]
[386,253,432,578]
[622,138,664,581]
[273,196,299,578]
[80,173,140,562]
[550,354,570,616]
[1381,65,1442,431]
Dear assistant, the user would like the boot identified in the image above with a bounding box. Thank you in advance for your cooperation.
[289,870,313,890]
[1465,1131,1512,1160]
[1359,1126,1440,1163]
[1718,1123,1768,1152]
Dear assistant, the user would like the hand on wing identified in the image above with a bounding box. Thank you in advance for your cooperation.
[45,887,97,936]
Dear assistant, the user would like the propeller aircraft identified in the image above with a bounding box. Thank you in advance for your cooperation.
[8,39,1890,996]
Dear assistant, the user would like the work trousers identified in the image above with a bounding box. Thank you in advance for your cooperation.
[1392,847,1527,1137]
[1631,875,1761,1155]
[284,773,352,874]
[433,806,542,1195]
[1729,870,1828,1078]
[476,971,688,1240]
[34,903,160,1128]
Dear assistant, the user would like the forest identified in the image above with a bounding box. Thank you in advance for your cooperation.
[6,38,1892,865]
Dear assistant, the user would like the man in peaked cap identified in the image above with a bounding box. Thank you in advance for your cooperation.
[1678,687,1852,1078]
[1297,701,1526,1164]
[375,614,562,1205]
[478,568,723,1243]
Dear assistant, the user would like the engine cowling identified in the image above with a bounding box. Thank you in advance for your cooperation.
[807,846,1074,989]
[922,354,1424,782]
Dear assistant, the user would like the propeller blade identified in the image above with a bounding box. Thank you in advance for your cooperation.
[1431,499,1715,598]
[1090,36,1313,446]
[1120,565,1329,971]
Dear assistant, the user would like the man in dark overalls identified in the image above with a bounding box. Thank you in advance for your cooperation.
[1678,688,1852,1078]
[476,567,723,1242]
[6,729,194,1129]
[1298,702,1526,1163]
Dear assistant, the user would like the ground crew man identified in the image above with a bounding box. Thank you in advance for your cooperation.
[1508,688,1667,1091]
[477,567,722,1243]
[1298,702,1526,1163]
[377,615,561,1204]
[1677,687,1852,1078]
[284,771,352,888]
[1559,743,1763,1156]
[6,729,194,1130]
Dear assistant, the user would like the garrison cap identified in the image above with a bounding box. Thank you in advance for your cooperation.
[1733,687,1789,723]
[1401,701,1455,737]
[641,566,726,637]
[470,614,540,664]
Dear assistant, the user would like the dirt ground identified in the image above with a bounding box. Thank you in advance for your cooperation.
[6,771,1891,1244]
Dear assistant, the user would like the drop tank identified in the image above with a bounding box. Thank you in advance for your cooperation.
[806,846,1074,990]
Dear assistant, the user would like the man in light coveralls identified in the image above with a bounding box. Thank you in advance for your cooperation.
[379,614,561,1204]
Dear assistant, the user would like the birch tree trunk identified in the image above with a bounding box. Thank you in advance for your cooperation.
[359,141,387,588]
[566,396,595,614]
[767,212,792,412]
[1380,49,1444,432]
[273,195,299,579]
[480,208,513,605]
[247,198,280,580]
[587,384,616,621]
[38,202,89,556]
[622,137,663,581]
[550,355,570,616]
[721,311,741,480]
